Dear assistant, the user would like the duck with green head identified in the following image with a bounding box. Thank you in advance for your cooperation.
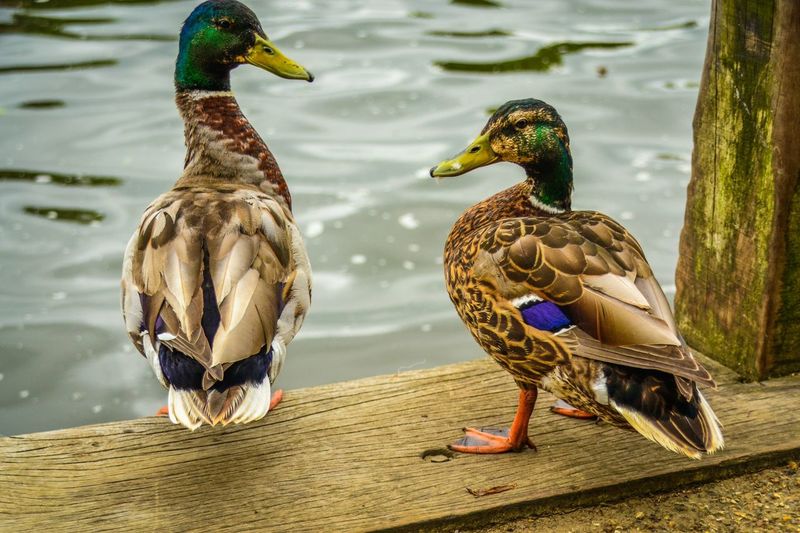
[430,99,724,458]
[121,0,313,429]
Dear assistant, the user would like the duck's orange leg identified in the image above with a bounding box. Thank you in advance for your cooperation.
[550,399,597,420]
[449,388,538,454]
[155,389,284,417]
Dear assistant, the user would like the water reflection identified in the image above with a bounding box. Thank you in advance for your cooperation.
[23,206,106,224]
[436,41,632,73]
[0,0,179,10]
[18,100,66,109]
[0,13,174,41]
[428,29,510,38]
[647,20,698,31]
[0,169,122,187]
[0,59,116,74]
[451,0,502,7]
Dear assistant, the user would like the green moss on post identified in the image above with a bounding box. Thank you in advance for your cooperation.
[675,0,800,380]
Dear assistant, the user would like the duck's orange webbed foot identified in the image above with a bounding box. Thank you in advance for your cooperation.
[550,399,597,420]
[449,427,536,454]
[448,388,539,455]
[155,405,169,417]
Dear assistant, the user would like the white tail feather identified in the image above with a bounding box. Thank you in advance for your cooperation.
[167,379,271,430]
[168,387,205,430]
[227,380,271,425]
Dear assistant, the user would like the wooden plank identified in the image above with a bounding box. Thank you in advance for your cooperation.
[0,356,798,532]
[675,0,800,380]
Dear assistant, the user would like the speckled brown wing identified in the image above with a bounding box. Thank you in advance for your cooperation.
[477,210,714,387]
[122,185,295,387]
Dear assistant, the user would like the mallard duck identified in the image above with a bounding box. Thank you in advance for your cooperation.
[121,0,313,429]
[430,99,724,458]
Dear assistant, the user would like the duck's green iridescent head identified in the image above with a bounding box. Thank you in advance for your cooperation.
[430,99,574,210]
[175,0,313,91]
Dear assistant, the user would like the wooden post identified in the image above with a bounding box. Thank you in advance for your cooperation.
[675,0,800,381]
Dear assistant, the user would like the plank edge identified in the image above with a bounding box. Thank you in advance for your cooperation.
[386,446,800,533]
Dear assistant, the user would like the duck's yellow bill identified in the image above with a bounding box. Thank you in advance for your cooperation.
[242,35,314,82]
[429,133,498,178]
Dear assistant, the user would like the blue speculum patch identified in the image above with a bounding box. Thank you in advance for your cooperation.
[518,300,572,332]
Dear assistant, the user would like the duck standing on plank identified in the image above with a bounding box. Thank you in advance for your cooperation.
[430,99,724,458]
[121,0,313,429]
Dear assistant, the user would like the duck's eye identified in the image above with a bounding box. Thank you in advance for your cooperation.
[215,18,232,30]
[514,119,529,130]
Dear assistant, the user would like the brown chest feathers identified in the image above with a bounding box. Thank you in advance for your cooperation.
[175,91,292,209]
[445,181,538,258]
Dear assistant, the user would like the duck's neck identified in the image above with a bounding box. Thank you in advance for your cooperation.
[174,90,292,209]
[522,146,573,214]
[174,49,231,92]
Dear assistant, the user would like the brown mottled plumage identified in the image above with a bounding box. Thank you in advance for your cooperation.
[432,99,723,458]
[121,0,313,429]
[122,92,312,429]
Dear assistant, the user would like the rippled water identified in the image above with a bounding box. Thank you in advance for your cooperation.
[0,0,709,435]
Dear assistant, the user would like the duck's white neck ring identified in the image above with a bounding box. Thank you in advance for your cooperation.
[181,90,235,101]
[530,196,566,214]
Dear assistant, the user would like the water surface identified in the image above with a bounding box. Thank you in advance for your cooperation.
[0,0,709,435]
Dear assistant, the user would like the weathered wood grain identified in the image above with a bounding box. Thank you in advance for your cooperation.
[675,0,800,380]
[0,357,798,532]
